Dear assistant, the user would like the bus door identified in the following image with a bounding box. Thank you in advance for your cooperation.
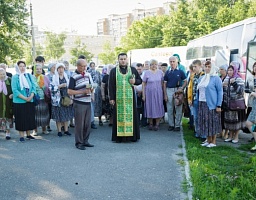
[215,49,230,67]
[246,37,256,88]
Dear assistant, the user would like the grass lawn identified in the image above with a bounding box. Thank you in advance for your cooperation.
[182,118,256,200]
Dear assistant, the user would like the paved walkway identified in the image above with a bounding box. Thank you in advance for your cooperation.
[0,120,189,200]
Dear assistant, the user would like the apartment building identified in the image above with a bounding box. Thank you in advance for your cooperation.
[97,1,176,44]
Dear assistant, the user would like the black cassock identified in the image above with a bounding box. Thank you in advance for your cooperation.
[108,66,142,142]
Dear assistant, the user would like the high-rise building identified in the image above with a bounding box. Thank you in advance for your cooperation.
[97,1,176,44]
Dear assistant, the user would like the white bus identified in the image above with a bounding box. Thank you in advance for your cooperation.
[128,46,187,66]
[186,17,256,81]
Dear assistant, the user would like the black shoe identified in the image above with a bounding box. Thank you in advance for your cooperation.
[174,127,180,131]
[64,131,71,136]
[99,121,103,126]
[5,136,11,140]
[47,126,52,132]
[84,143,94,147]
[76,145,86,150]
[168,126,174,131]
[91,124,97,129]
[26,135,35,140]
[248,137,255,142]
[70,124,75,128]
[58,132,62,137]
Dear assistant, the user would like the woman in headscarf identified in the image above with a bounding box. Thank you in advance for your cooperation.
[50,63,73,137]
[32,63,51,136]
[223,63,246,143]
[88,62,102,127]
[11,61,37,142]
[197,61,223,148]
[0,68,13,140]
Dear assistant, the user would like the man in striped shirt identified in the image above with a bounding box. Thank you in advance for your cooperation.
[68,59,94,150]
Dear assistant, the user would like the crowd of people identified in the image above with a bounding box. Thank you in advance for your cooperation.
[1,54,256,151]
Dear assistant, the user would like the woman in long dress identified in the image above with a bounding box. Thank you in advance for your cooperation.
[50,63,73,137]
[0,68,13,140]
[223,64,246,143]
[142,59,165,131]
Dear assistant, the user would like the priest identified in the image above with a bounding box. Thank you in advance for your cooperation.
[108,53,142,143]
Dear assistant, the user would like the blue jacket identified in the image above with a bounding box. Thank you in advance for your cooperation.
[11,73,37,103]
[197,76,223,110]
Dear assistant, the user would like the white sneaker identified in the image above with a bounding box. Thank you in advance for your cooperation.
[33,131,38,136]
[42,131,49,135]
[206,143,217,148]
[201,142,209,146]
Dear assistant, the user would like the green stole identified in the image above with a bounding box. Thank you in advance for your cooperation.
[116,66,133,137]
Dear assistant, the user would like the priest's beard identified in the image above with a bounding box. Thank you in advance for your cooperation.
[119,64,127,68]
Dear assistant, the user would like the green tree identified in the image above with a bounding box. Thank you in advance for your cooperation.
[0,0,30,62]
[230,0,249,23]
[44,31,66,61]
[23,42,44,66]
[98,41,116,64]
[247,0,256,17]
[118,15,168,51]
[162,0,192,46]
[70,37,94,65]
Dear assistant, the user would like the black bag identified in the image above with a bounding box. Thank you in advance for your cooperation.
[33,94,40,106]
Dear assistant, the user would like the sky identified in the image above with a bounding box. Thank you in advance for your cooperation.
[29,0,171,35]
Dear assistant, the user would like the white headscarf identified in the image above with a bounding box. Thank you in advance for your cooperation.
[197,63,218,90]
[52,63,69,87]
[15,64,30,90]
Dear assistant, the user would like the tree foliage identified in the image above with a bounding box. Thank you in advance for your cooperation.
[119,0,256,50]
[44,31,66,61]
[117,15,168,52]
[98,41,116,65]
[0,0,29,63]
[23,42,44,66]
[69,37,94,65]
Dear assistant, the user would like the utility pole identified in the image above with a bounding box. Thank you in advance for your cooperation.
[30,2,36,65]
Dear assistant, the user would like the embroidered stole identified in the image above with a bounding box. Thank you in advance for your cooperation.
[116,66,133,137]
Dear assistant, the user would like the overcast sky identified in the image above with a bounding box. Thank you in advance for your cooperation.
[29,0,170,35]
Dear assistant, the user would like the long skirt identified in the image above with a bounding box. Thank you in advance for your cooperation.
[13,102,36,131]
[224,109,246,131]
[35,100,50,127]
[52,105,74,123]
[198,101,222,137]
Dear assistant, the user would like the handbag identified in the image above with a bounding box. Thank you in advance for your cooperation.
[229,99,246,111]
[33,93,40,106]
[227,79,246,111]
[61,95,71,107]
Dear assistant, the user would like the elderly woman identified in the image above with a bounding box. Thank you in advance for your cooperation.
[50,63,73,137]
[88,62,102,127]
[142,59,165,131]
[101,64,114,126]
[11,61,37,142]
[0,68,13,140]
[197,61,223,148]
[32,63,51,136]
[223,64,246,143]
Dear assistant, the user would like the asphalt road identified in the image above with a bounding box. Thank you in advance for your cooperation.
[0,120,187,200]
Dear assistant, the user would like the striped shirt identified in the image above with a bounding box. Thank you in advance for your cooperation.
[68,70,93,104]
